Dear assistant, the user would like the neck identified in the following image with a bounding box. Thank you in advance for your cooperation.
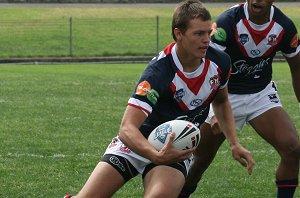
[175,43,204,72]
[249,14,270,25]
[178,54,202,73]
[246,3,272,25]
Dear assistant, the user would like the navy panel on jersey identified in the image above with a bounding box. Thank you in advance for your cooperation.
[211,3,300,94]
[128,42,231,138]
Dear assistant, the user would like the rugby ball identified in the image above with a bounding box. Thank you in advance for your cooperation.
[148,120,200,151]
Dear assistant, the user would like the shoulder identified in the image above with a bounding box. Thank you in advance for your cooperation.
[273,5,296,27]
[206,46,231,68]
[216,3,244,25]
[273,6,293,23]
[144,58,173,81]
[212,4,244,43]
[140,51,177,91]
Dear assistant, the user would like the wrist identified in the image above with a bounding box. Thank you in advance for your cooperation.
[228,139,240,148]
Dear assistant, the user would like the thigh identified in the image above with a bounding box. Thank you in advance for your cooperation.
[249,107,299,153]
[76,162,125,198]
[195,122,226,161]
[184,123,226,185]
[143,165,185,198]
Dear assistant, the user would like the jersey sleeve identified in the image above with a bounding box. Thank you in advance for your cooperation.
[278,15,300,58]
[211,7,237,50]
[128,62,170,116]
[218,52,231,89]
[206,46,232,89]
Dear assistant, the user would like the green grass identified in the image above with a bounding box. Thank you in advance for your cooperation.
[0,4,299,58]
[0,62,299,197]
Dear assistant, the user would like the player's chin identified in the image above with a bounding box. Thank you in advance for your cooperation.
[198,48,207,57]
[195,51,206,59]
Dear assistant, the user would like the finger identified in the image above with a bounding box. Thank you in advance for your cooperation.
[177,148,194,161]
[245,155,255,175]
[182,147,196,157]
[236,156,248,168]
[236,153,255,175]
[164,132,175,149]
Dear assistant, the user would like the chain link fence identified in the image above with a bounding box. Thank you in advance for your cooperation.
[0,16,174,59]
[0,15,285,63]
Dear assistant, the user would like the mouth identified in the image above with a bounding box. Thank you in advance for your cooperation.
[199,46,209,50]
[199,46,208,53]
[251,3,264,13]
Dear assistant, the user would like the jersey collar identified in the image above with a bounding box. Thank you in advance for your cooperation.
[171,43,206,76]
[244,2,274,28]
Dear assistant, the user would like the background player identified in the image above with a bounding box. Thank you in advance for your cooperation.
[180,0,300,198]
[64,1,254,197]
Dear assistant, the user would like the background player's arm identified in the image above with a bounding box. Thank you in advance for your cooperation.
[286,52,300,105]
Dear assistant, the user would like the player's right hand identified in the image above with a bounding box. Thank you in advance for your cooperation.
[154,132,195,165]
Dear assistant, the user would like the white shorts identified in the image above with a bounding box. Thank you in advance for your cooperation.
[205,81,282,130]
[103,136,193,175]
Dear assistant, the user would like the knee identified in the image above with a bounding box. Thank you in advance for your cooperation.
[281,140,300,162]
[144,190,176,198]
[289,141,300,158]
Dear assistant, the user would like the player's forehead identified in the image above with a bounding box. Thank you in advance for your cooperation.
[187,18,212,31]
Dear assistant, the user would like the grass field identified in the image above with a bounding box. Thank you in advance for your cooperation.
[0,3,299,58]
[0,62,299,197]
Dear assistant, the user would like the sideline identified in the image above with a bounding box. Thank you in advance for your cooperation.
[0,3,235,8]
[0,2,298,8]
[0,2,293,64]
[0,54,285,64]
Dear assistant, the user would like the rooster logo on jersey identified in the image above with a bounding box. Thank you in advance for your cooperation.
[209,75,220,90]
[267,34,278,46]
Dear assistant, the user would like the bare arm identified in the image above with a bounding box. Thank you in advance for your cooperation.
[212,87,238,146]
[212,87,255,174]
[118,105,194,165]
[286,52,300,104]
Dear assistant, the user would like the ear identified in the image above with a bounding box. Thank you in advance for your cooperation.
[173,28,182,41]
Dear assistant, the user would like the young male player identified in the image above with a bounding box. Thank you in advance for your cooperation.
[64,1,254,197]
[180,0,300,197]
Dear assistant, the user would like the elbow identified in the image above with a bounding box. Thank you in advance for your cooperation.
[118,124,130,144]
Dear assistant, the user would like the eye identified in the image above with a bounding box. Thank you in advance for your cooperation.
[196,31,205,36]
[196,30,212,37]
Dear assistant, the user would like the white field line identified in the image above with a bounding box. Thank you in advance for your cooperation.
[0,152,99,158]
[0,149,275,158]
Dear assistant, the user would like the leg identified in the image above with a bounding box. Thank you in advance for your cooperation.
[179,122,226,197]
[74,161,125,198]
[249,107,300,197]
[143,165,186,198]
[66,137,140,198]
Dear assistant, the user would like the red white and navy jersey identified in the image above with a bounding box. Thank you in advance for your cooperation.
[211,3,300,94]
[128,42,231,138]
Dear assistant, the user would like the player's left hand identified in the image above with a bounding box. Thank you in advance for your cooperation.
[230,143,255,175]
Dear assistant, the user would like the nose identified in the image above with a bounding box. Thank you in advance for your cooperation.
[203,33,210,43]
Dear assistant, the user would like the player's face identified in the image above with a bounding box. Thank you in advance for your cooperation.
[247,0,274,24]
[178,18,212,60]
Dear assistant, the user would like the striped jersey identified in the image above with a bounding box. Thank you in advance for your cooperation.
[128,42,231,138]
[211,3,300,94]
